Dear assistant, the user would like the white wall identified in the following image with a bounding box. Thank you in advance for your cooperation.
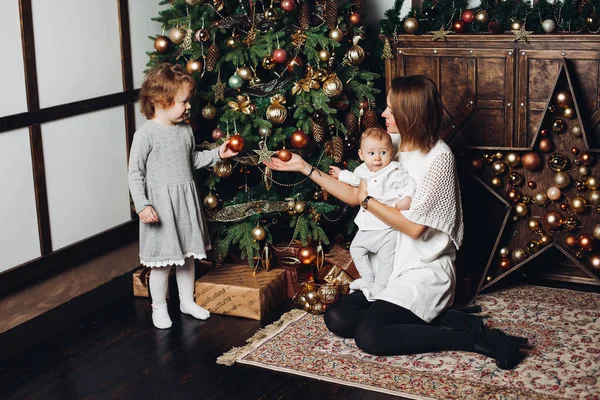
[363,0,411,29]
[0,1,163,273]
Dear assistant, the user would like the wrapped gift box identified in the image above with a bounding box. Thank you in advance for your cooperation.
[275,264,313,298]
[324,244,359,280]
[195,264,286,320]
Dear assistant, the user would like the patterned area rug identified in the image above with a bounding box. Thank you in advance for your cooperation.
[218,285,600,399]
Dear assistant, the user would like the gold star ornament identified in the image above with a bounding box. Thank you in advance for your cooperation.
[253,141,277,164]
[430,26,450,41]
[512,26,533,42]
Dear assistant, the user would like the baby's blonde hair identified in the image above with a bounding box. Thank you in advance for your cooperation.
[360,127,393,151]
[139,63,196,119]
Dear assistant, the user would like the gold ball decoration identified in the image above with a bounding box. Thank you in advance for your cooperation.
[349,12,362,25]
[514,202,528,217]
[492,160,507,175]
[213,161,233,178]
[522,152,542,171]
[563,216,580,231]
[586,176,600,190]
[510,19,523,30]
[213,0,225,11]
[505,152,521,167]
[293,200,306,213]
[508,172,524,187]
[528,219,541,232]
[203,193,219,209]
[512,248,527,263]
[287,199,296,211]
[328,28,344,42]
[290,129,309,149]
[554,172,571,189]
[590,255,600,270]
[298,245,317,265]
[201,103,217,120]
[491,177,503,188]
[185,0,204,5]
[593,225,600,241]
[226,35,238,48]
[169,27,187,44]
[556,91,573,108]
[534,192,549,206]
[580,151,594,166]
[538,137,554,153]
[566,235,578,248]
[579,165,590,176]
[499,257,511,270]
[236,66,253,81]
[311,302,325,313]
[266,101,287,125]
[264,7,279,21]
[475,10,489,24]
[548,153,569,172]
[507,189,522,203]
[347,44,366,66]
[318,49,331,62]
[251,225,267,241]
[262,56,276,70]
[579,234,595,252]
[403,17,419,34]
[317,285,339,304]
[589,190,600,205]
[526,240,541,254]
[540,235,552,246]
[154,36,171,53]
[570,196,587,214]
[552,119,566,134]
[547,186,562,201]
[545,211,564,230]
[195,28,211,42]
[564,107,576,119]
[186,59,204,74]
[305,291,318,304]
[499,246,510,257]
[322,74,344,97]
[571,125,583,138]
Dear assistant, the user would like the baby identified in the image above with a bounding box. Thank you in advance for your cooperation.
[330,128,416,296]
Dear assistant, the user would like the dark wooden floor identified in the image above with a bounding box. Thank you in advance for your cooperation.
[0,273,399,400]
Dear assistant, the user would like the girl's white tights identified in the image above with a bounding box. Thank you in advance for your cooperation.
[149,259,210,329]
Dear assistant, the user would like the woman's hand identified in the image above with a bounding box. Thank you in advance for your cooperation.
[139,206,159,224]
[218,139,239,159]
[357,179,368,203]
[264,153,311,175]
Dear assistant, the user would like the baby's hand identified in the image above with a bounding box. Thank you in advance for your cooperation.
[395,196,412,211]
[139,206,159,224]
[219,140,239,159]
[329,166,341,179]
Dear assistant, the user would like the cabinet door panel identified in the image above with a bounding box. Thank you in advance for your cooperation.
[396,48,514,148]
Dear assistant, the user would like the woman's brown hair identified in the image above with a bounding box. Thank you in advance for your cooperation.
[388,75,443,152]
[139,63,196,119]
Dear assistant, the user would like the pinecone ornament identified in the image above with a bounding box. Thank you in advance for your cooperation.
[311,120,327,142]
[206,44,220,72]
[321,187,330,201]
[299,2,311,30]
[325,0,338,29]
[487,20,503,34]
[344,111,359,137]
[362,109,380,129]
[326,136,344,163]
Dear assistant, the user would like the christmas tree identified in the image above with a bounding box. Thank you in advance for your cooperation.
[147,0,381,266]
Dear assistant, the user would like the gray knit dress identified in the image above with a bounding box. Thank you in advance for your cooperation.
[128,120,220,267]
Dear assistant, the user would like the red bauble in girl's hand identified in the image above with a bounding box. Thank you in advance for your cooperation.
[228,135,245,152]
[277,148,292,162]
[273,48,287,64]
[280,0,296,12]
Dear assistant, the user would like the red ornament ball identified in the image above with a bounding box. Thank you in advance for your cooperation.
[522,152,542,171]
[212,128,224,141]
[290,130,309,148]
[298,245,317,265]
[277,148,292,162]
[453,19,466,33]
[273,48,287,63]
[572,147,580,155]
[349,12,362,25]
[287,56,304,73]
[461,10,475,23]
[227,134,245,152]
[280,0,296,12]
[540,128,549,136]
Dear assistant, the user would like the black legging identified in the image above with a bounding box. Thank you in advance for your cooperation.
[324,291,477,356]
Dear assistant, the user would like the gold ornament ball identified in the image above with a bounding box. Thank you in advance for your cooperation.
[522,152,542,171]
[548,153,569,172]
[201,104,217,120]
[287,199,296,210]
[403,17,419,33]
[505,152,521,167]
[552,119,566,134]
[508,172,524,187]
[262,56,276,70]
[169,27,187,44]
[507,188,522,203]
[514,202,528,217]
[564,107,576,119]
[534,192,548,205]
[580,151,594,166]
[556,91,573,108]
[579,166,590,176]
[492,160,507,175]
[590,255,600,270]
[545,211,564,230]
[589,190,600,205]
[347,44,365,66]
[186,59,204,74]
[236,66,253,81]
[195,28,210,42]
[305,291,318,305]
[264,7,279,21]
[349,12,362,25]
[563,216,580,231]
[538,137,554,153]
[303,302,312,312]
[290,130,309,149]
[154,36,171,53]
[322,75,344,97]
[185,0,204,5]
[593,225,600,241]
[213,161,233,178]
[554,172,571,189]
[512,248,527,263]
[540,235,552,246]
[579,234,595,252]
[566,235,578,248]
[266,103,287,124]
[293,200,306,213]
[510,19,523,30]
[499,257,511,270]
[226,36,238,48]
[317,285,339,304]
[329,28,344,42]
[298,245,317,265]
[499,246,510,257]
[251,225,266,241]
[570,196,587,213]
[491,177,503,188]
[571,125,583,138]
[213,0,225,11]
[203,193,219,209]
[586,176,600,190]
[475,10,489,24]
[311,302,325,314]
[547,186,562,201]
[318,49,331,62]
[528,219,540,232]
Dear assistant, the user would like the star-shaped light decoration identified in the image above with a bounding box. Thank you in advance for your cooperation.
[430,26,450,41]
[212,72,227,103]
[512,25,533,42]
[254,141,277,164]
[469,59,600,294]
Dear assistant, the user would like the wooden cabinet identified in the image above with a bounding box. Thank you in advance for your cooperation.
[385,35,600,292]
